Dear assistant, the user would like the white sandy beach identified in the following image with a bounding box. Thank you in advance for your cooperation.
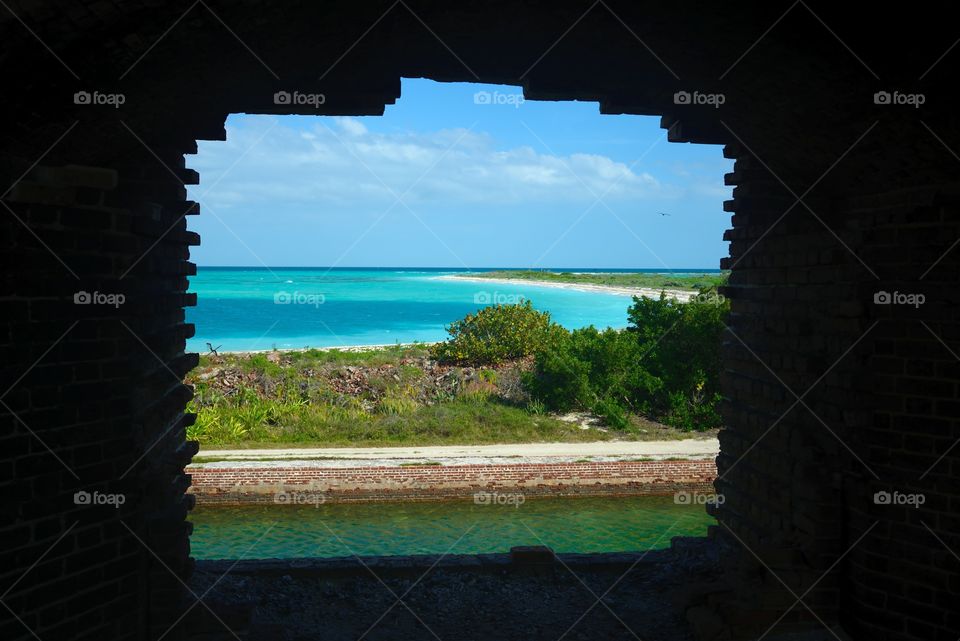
[435,274,697,301]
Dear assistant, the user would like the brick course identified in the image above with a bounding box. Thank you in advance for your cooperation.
[186,459,719,504]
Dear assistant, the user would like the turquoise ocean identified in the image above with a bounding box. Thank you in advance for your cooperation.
[186,267,719,352]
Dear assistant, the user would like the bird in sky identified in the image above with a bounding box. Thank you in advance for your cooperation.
[656,212,671,216]
[206,342,222,356]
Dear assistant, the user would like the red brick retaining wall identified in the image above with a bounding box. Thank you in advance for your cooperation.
[186,459,719,504]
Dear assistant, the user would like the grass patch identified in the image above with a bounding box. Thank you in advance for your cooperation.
[186,337,713,449]
[624,417,719,441]
[188,394,617,449]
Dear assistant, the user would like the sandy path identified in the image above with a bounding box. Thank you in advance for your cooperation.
[192,439,720,468]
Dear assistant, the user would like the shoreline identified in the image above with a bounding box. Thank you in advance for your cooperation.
[434,274,697,301]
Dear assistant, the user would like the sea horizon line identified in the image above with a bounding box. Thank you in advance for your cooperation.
[193,266,725,272]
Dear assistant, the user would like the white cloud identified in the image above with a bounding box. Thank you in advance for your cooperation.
[188,116,673,211]
[335,116,368,136]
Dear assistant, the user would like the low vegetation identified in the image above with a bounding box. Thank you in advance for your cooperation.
[462,269,728,291]
[186,345,608,448]
[187,281,728,448]
[431,284,728,432]
[524,292,727,431]
[429,301,564,365]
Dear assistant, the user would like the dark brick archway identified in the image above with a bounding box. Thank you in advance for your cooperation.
[2,2,959,639]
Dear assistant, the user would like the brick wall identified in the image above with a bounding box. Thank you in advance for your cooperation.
[715,156,960,639]
[186,460,719,504]
[2,3,959,640]
[712,145,875,635]
[0,156,198,641]
[839,188,960,640]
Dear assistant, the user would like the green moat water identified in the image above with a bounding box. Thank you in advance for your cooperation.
[189,495,715,559]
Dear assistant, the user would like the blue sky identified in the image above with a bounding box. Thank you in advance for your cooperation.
[187,79,733,269]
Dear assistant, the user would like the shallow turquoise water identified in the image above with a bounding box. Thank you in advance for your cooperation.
[186,267,718,352]
[189,495,715,559]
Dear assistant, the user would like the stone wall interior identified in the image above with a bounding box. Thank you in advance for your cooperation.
[1,2,958,640]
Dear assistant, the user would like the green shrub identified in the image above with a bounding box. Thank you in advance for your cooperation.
[524,333,592,411]
[523,287,728,432]
[626,289,728,417]
[665,386,723,432]
[593,396,631,430]
[431,300,563,365]
[526,326,655,415]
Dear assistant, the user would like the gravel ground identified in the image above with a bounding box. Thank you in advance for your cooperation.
[182,539,721,641]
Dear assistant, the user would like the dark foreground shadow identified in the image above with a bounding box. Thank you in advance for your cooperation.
[178,538,722,641]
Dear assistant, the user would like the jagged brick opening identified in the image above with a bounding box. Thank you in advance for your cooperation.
[2,2,959,640]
